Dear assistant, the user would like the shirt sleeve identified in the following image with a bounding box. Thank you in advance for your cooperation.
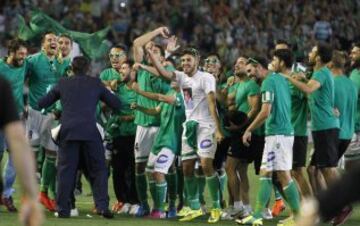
[261,78,274,103]
[203,74,216,95]
[311,70,325,86]
[0,78,19,129]
[174,70,185,87]
[247,80,260,97]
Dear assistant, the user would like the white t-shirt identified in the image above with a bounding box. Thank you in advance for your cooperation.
[175,70,216,124]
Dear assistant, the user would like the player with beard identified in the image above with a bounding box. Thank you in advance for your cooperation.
[104,60,140,215]
[345,42,360,170]
[26,32,71,212]
[150,46,224,223]
[284,43,339,193]
[0,39,28,212]
[100,44,128,90]
[131,27,175,217]
[238,49,300,226]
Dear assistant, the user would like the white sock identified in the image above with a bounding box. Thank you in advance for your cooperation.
[234,201,243,210]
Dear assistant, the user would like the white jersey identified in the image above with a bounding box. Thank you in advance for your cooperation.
[175,70,216,124]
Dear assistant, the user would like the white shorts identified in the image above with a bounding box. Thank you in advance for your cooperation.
[134,125,159,163]
[181,122,217,161]
[260,135,294,172]
[25,108,58,151]
[146,148,175,174]
[344,132,360,161]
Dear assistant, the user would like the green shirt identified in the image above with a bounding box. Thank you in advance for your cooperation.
[134,65,174,127]
[334,75,358,139]
[350,68,360,132]
[0,58,27,114]
[261,73,293,136]
[290,82,308,136]
[152,90,186,155]
[100,68,122,81]
[235,79,260,113]
[27,52,70,110]
[117,83,137,136]
[309,67,339,131]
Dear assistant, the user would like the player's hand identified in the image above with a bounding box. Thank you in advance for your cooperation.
[292,72,307,81]
[215,129,224,143]
[130,102,137,110]
[242,130,252,147]
[156,26,170,38]
[20,197,44,226]
[110,80,118,91]
[166,36,180,53]
[226,76,235,87]
[145,42,154,53]
[132,63,142,71]
[334,108,340,117]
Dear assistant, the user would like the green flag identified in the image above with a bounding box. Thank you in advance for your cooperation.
[17,10,110,59]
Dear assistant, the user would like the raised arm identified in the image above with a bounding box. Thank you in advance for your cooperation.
[146,47,175,81]
[282,73,320,95]
[38,84,61,109]
[99,82,122,111]
[133,27,170,63]
[132,82,176,104]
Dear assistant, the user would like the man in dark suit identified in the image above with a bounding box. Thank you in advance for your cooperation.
[38,56,121,218]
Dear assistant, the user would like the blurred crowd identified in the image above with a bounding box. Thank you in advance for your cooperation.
[0,0,360,68]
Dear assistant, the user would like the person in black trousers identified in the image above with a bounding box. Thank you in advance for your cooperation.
[38,56,122,218]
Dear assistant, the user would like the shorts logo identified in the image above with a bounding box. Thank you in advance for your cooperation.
[135,143,139,151]
[276,143,281,149]
[200,139,212,149]
[267,151,275,162]
[157,154,169,164]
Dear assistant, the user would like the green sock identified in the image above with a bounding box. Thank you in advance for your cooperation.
[149,179,156,207]
[155,182,167,211]
[41,156,56,199]
[219,172,227,194]
[274,185,283,201]
[184,176,200,210]
[283,180,300,214]
[36,147,45,174]
[135,173,148,206]
[166,172,177,208]
[196,175,206,204]
[176,167,186,206]
[254,177,273,218]
[206,174,220,209]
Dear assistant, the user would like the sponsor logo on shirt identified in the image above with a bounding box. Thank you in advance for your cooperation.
[200,139,212,149]
[157,154,169,164]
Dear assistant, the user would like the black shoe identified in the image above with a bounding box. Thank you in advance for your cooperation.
[100,209,114,219]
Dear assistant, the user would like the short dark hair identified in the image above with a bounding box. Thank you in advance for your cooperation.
[71,56,90,75]
[41,31,57,44]
[59,34,73,43]
[274,49,293,68]
[316,42,333,64]
[181,47,200,59]
[353,42,360,49]
[111,43,128,52]
[153,44,165,57]
[331,50,347,69]
[7,39,27,55]
[276,39,290,48]
[249,56,268,69]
